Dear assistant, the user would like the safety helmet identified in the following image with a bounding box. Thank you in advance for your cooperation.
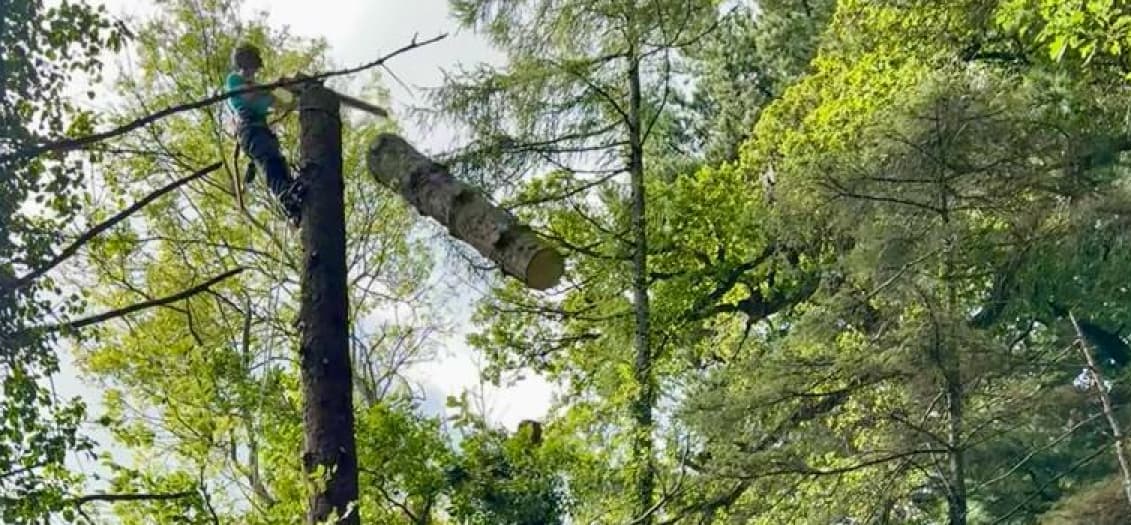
[231,43,263,70]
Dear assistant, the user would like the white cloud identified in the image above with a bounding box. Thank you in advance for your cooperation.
[238,0,504,152]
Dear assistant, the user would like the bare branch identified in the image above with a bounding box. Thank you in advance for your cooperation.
[366,474,422,525]
[0,461,48,480]
[1071,311,1131,507]
[1,162,220,295]
[974,410,1105,492]
[556,59,629,123]
[688,245,778,317]
[1,34,447,163]
[72,491,196,508]
[747,449,951,479]
[0,490,200,522]
[197,465,222,525]
[673,373,884,519]
[990,443,1112,524]
[15,268,244,338]
[505,171,619,209]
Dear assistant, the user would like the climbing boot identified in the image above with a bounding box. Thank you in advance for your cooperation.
[278,177,306,228]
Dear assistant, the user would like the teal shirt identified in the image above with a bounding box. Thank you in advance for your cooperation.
[225,72,271,122]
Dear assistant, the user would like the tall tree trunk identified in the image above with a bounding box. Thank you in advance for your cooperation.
[297,84,360,525]
[945,366,966,525]
[936,145,967,525]
[930,310,967,525]
[946,281,967,525]
[627,51,655,525]
[1071,311,1131,507]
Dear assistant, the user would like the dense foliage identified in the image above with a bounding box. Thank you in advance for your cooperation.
[7,0,1131,523]
[1,0,125,521]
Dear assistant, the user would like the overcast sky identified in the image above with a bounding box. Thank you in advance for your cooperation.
[56,0,556,473]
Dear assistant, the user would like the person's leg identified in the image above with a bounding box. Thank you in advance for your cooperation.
[239,125,290,194]
[238,124,304,222]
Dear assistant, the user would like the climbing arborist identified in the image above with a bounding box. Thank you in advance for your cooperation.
[225,43,304,226]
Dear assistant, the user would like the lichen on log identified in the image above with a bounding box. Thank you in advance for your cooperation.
[367,133,564,290]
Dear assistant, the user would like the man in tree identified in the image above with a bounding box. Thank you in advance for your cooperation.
[226,43,304,225]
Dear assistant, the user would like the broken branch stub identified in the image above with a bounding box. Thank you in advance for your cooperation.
[367,133,564,290]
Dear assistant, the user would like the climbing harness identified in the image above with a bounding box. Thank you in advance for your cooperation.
[227,83,301,225]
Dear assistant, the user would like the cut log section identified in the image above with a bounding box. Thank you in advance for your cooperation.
[367,133,565,290]
[336,92,389,118]
[279,77,389,118]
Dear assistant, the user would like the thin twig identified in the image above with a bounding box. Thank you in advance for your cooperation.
[742,449,950,479]
[1,34,447,163]
[628,443,693,524]
[974,410,1104,492]
[991,443,1112,524]
[15,268,244,337]
[1,162,220,294]
[197,463,222,525]
[1070,311,1131,507]
[73,491,196,508]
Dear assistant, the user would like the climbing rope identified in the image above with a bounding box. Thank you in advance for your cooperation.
[220,89,297,423]
[256,217,287,412]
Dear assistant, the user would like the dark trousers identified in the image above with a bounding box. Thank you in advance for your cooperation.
[237,122,293,198]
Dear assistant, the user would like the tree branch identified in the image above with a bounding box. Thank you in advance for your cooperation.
[556,59,629,123]
[819,176,945,215]
[703,276,820,323]
[974,410,1105,493]
[1,34,447,163]
[990,443,1112,524]
[674,376,865,517]
[505,171,620,209]
[14,268,244,338]
[746,449,950,479]
[1,162,220,295]
[688,245,777,317]
[370,478,421,524]
[658,481,747,525]
[969,252,1025,329]
[72,491,196,508]
[0,461,48,480]
[1071,311,1131,507]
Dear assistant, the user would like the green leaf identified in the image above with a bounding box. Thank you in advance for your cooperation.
[1050,34,1070,61]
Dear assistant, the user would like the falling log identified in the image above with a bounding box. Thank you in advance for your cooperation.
[366,133,565,290]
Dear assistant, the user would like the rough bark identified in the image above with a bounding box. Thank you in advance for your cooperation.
[627,51,656,525]
[297,83,360,525]
[366,133,564,290]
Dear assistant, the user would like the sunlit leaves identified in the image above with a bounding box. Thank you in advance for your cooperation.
[65,0,446,522]
[996,0,1131,74]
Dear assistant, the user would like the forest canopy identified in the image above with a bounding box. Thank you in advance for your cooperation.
[4,0,1131,523]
